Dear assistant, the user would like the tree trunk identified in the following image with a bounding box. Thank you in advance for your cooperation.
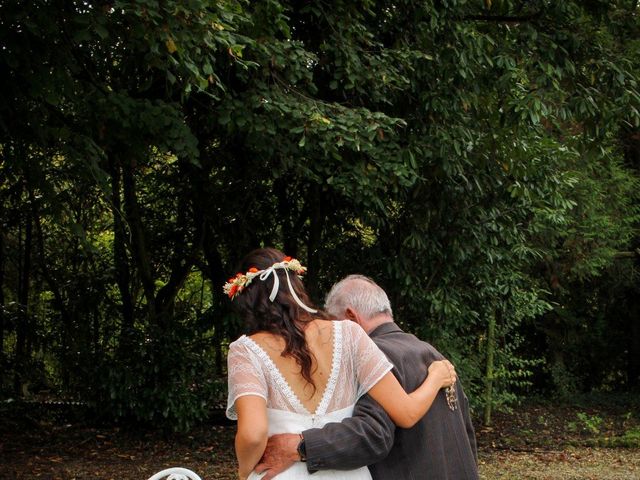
[483,311,497,426]
[621,126,640,388]
[276,178,299,257]
[109,158,134,334]
[628,286,640,388]
[15,213,32,395]
[121,154,157,320]
[154,180,200,315]
[187,149,235,359]
[213,319,224,376]
[306,184,323,302]
[0,230,5,364]
[30,190,69,385]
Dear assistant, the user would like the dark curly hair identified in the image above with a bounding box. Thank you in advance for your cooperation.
[231,247,329,394]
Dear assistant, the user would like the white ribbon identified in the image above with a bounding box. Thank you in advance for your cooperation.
[259,265,318,313]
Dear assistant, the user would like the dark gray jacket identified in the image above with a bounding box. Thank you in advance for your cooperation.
[303,322,479,479]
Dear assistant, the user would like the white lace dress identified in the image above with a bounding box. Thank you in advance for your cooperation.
[226,320,393,480]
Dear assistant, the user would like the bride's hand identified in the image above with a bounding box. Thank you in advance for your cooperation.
[428,359,457,389]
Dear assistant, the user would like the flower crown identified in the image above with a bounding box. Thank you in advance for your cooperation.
[223,255,317,313]
[223,256,306,299]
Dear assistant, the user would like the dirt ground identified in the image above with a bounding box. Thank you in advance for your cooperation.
[479,448,640,480]
[1,397,639,479]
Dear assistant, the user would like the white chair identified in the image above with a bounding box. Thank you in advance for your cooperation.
[146,467,203,480]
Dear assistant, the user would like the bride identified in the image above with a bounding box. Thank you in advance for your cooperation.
[226,248,456,480]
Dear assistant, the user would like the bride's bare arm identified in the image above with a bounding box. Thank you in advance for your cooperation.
[234,395,269,479]
[367,359,456,428]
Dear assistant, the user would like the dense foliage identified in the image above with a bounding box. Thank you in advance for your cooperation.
[1,0,639,429]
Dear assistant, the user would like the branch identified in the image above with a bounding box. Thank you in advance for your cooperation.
[120,153,156,312]
[613,249,640,259]
[155,159,209,311]
[155,256,197,311]
[463,12,543,23]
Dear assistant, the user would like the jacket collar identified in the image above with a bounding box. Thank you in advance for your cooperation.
[369,321,402,338]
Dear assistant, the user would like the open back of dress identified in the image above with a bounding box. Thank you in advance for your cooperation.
[227,320,393,479]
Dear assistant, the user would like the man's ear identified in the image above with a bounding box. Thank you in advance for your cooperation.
[344,307,359,323]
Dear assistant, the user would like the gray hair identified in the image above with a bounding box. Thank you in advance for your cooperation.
[324,274,393,320]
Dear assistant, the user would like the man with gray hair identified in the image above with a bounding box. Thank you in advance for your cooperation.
[255,275,479,479]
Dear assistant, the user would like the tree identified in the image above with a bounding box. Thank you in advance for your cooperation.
[1,0,638,429]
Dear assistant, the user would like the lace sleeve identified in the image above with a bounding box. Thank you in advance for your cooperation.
[226,338,268,420]
[345,322,393,400]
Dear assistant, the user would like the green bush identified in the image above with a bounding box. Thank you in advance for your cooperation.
[92,324,220,432]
